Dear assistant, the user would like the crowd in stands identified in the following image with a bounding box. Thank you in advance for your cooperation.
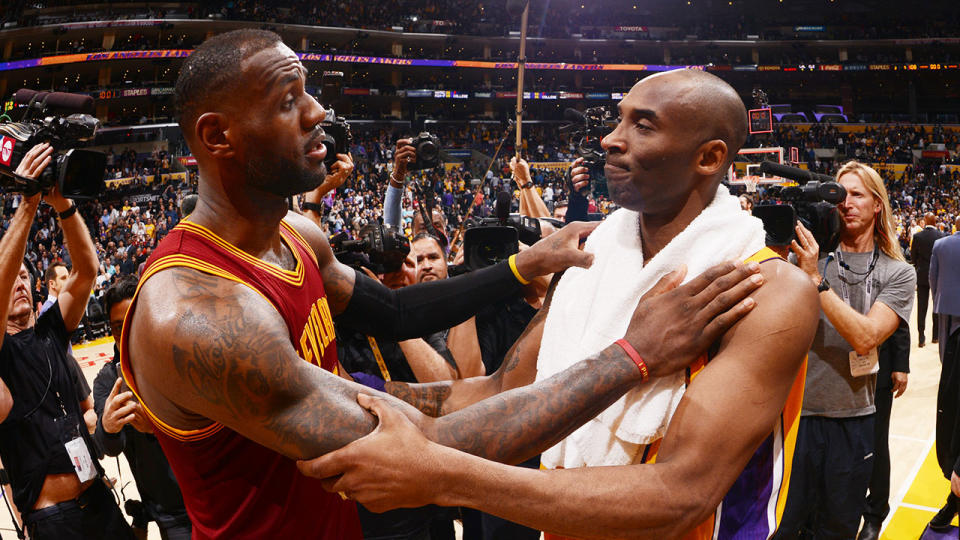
[2,118,958,327]
[4,0,959,44]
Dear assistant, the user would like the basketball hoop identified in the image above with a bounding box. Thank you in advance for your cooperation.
[744,176,759,193]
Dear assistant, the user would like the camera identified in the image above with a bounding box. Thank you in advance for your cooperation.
[750,162,846,253]
[331,220,411,274]
[317,71,354,170]
[560,106,614,193]
[458,192,541,271]
[0,89,106,199]
[461,216,542,272]
[407,132,441,171]
[319,109,353,170]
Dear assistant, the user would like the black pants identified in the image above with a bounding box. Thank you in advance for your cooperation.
[864,368,894,523]
[774,415,875,540]
[22,481,135,540]
[918,283,938,341]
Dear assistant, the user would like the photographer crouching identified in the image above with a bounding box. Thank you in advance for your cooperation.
[775,161,915,540]
[0,143,134,539]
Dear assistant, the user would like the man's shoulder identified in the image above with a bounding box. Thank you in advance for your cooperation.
[933,233,960,251]
[724,258,817,344]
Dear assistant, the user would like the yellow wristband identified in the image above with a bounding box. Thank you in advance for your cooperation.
[508,254,531,285]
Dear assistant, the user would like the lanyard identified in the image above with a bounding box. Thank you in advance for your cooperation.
[828,246,879,313]
[366,336,392,382]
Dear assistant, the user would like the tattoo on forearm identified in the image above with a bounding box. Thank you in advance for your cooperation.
[385,381,452,417]
[435,345,636,465]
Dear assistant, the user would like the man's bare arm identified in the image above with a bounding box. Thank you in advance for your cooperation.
[132,265,655,463]
[397,338,457,382]
[0,197,41,351]
[384,303,547,417]
[304,261,819,539]
[54,197,99,331]
[132,258,763,466]
[128,267,382,458]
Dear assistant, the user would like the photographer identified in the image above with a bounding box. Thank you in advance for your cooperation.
[778,161,915,540]
[0,143,134,539]
[93,276,190,540]
[300,151,354,223]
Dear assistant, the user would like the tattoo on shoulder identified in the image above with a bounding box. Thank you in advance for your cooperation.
[167,280,288,421]
[385,381,451,417]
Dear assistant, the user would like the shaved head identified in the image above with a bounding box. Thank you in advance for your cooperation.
[639,69,748,169]
[924,212,936,226]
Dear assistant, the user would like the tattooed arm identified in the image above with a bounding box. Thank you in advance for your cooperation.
[284,210,597,342]
[383,292,550,417]
[127,265,642,461]
[129,258,763,464]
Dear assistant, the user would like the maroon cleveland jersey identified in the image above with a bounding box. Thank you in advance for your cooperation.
[120,218,362,539]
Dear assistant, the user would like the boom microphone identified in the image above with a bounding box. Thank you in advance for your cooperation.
[564,108,585,123]
[13,89,95,114]
[758,161,835,185]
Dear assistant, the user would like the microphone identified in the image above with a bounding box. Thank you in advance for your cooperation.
[495,191,512,226]
[758,161,835,185]
[506,0,529,17]
[564,108,585,123]
[13,88,95,114]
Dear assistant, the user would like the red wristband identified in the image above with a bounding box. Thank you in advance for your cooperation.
[614,339,649,382]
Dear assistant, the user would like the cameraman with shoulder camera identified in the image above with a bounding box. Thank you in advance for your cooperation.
[777,161,915,540]
[0,143,135,540]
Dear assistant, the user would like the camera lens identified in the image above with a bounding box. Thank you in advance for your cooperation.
[417,140,438,161]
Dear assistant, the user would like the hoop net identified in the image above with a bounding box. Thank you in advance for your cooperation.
[728,147,785,190]
[742,175,760,193]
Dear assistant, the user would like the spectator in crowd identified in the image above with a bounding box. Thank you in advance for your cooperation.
[781,161,915,539]
[0,143,134,540]
[931,215,960,532]
[39,262,68,315]
[912,212,945,347]
[93,276,191,540]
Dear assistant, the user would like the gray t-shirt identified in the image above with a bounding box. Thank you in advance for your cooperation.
[802,248,915,418]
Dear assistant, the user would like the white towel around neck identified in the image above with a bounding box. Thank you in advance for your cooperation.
[536,184,766,468]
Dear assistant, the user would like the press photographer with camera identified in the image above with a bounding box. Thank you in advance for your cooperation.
[776,160,915,540]
[299,151,355,222]
[0,143,134,540]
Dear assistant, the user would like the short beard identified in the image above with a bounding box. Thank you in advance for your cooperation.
[246,154,327,198]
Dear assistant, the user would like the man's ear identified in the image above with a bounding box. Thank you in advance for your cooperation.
[695,139,729,177]
[195,112,235,159]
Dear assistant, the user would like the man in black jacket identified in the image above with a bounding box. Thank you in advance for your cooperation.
[93,276,190,540]
[859,320,910,540]
[911,213,943,347]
